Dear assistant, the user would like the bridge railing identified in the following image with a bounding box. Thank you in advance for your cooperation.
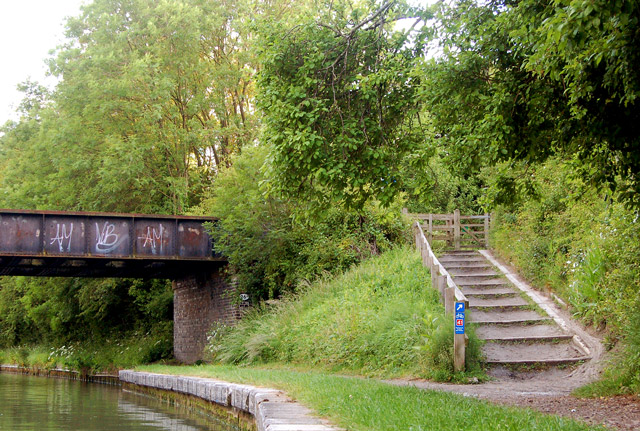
[413,221,468,372]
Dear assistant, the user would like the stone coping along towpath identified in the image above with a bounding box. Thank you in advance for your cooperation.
[119,370,344,431]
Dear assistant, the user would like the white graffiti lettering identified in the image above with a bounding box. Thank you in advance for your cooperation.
[138,225,165,254]
[95,222,123,253]
[50,223,73,252]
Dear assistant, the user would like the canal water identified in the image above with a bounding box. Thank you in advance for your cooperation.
[0,373,238,431]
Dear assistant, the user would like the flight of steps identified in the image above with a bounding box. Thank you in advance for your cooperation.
[439,250,590,365]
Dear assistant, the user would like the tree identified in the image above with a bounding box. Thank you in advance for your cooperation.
[258,0,430,210]
[423,0,640,208]
[47,0,258,213]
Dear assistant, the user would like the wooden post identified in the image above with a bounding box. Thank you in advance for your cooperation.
[454,209,461,250]
[454,332,466,372]
[431,263,437,290]
[484,213,490,248]
[437,275,446,300]
[444,287,454,315]
[428,214,433,244]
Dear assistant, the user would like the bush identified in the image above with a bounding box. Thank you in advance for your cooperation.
[194,146,410,301]
[419,313,484,382]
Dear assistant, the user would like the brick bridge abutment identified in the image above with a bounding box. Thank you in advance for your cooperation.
[172,271,244,364]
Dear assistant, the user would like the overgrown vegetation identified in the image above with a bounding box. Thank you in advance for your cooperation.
[194,146,409,300]
[490,159,640,394]
[205,247,483,381]
[0,325,172,373]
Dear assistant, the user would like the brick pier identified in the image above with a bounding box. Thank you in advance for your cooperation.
[172,272,243,363]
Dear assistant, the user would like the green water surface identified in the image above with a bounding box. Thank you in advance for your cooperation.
[0,373,238,431]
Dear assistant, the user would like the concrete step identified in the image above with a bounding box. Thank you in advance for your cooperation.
[482,341,589,365]
[455,278,510,287]
[469,309,551,324]
[444,263,493,271]
[475,323,572,342]
[438,256,487,264]
[452,275,505,284]
[447,268,500,278]
[449,269,499,277]
[462,286,518,296]
[469,296,529,308]
[442,251,480,256]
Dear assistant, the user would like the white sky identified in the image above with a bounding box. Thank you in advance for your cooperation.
[0,0,86,124]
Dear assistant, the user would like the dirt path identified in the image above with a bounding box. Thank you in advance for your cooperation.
[388,361,640,431]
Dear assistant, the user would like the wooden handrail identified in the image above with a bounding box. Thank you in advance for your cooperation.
[413,222,468,372]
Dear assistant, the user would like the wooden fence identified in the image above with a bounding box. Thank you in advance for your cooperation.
[404,209,490,250]
[412,222,469,372]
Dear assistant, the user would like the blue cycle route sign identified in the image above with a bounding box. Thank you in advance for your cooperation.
[454,301,465,334]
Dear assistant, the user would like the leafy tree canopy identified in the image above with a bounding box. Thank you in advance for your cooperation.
[258,0,431,211]
[424,0,640,208]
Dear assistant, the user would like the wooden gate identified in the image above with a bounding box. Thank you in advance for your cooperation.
[403,209,489,250]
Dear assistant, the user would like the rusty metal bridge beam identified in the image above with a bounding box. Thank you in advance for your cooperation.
[0,209,225,278]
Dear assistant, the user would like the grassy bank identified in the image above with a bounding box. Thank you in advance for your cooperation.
[137,364,602,431]
[208,246,483,381]
[0,325,172,373]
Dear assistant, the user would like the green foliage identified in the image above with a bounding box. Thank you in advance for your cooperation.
[0,277,173,348]
[0,325,173,372]
[424,0,640,209]
[206,247,482,378]
[196,146,409,300]
[402,151,486,214]
[418,314,484,382]
[258,0,430,209]
[1,0,258,214]
[490,158,640,394]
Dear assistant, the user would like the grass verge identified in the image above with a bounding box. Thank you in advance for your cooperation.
[137,364,603,431]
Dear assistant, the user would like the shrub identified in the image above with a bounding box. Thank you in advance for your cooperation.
[195,146,410,301]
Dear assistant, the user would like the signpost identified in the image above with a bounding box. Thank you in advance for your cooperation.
[454,301,465,334]
[454,301,466,372]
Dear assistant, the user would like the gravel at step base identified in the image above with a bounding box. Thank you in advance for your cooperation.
[483,341,587,363]
[504,394,640,431]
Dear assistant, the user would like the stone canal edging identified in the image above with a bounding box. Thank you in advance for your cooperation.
[119,370,344,431]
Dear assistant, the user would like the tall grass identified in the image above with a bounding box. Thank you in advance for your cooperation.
[0,324,172,372]
[208,246,483,379]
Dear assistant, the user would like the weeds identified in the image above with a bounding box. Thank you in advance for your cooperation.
[0,324,172,372]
